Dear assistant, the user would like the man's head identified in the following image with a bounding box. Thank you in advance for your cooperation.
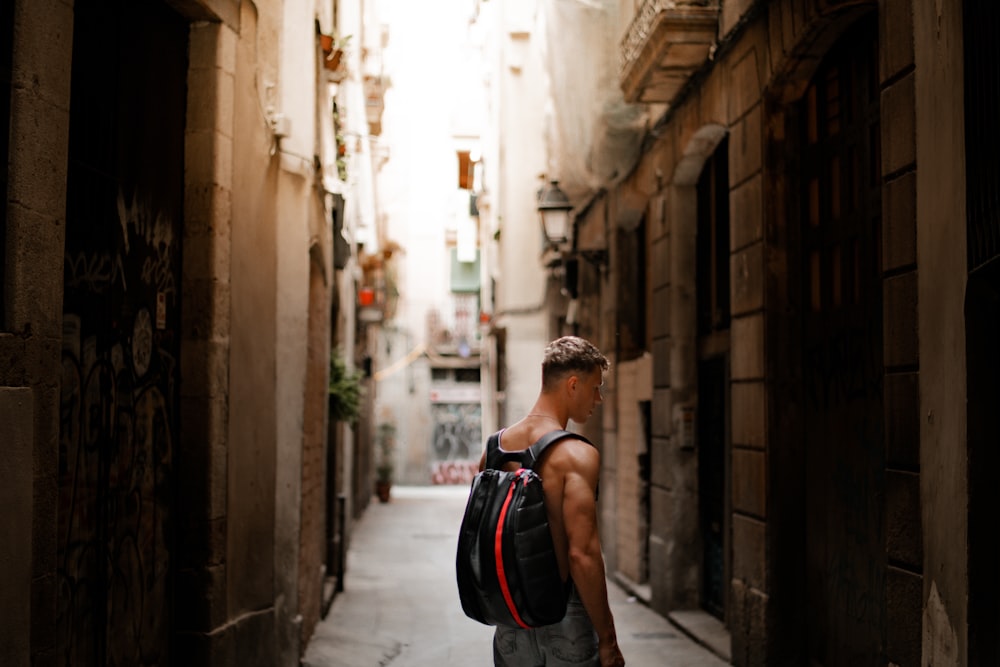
[541,336,609,392]
[541,336,608,424]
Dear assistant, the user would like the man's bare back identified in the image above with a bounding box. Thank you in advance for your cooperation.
[484,419,594,583]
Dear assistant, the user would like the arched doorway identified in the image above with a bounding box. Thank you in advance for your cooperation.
[652,122,730,618]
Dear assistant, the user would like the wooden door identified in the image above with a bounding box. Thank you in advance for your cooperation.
[798,17,885,666]
[59,2,187,664]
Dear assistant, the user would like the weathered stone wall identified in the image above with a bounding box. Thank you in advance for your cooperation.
[3,1,75,664]
[0,388,34,667]
[587,0,933,664]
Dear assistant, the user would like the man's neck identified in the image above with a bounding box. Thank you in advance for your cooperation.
[524,407,567,429]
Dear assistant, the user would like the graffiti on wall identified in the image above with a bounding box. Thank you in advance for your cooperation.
[58,190,178,666]
[429,402,481,485]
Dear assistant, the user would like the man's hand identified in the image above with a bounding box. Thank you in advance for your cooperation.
[600,641,625,666]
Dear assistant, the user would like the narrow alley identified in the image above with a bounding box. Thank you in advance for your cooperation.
[302,486,729,667]
[5,1,998,666]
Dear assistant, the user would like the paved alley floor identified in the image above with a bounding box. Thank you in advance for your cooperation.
[302,486,730,667]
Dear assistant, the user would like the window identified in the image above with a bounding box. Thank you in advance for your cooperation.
[450,247,479,292]
[616,216,646,361]
[455,368,480,383]
[696,137,730,337]
[457,150,473,189]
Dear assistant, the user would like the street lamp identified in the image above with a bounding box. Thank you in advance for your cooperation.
[536,180,572,247]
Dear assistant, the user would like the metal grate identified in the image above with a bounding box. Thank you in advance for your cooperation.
[965,0,1000,272]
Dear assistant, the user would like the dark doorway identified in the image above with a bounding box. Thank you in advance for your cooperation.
[967,262,1000,667]
[58,1,187,665]
[638,400,652,585]
[696,137,730,621]
[965,2,1000,662]
[697,356,727,619]
[796,17,885,666]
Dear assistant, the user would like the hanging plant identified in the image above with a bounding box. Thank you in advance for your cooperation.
[333,106,348,181]
[328,349,363,424]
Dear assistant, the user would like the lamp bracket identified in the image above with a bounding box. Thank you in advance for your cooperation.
[576,249,608,270]
[541,247,607,272]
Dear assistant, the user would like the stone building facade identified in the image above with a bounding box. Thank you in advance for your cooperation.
[531,0,996,665]
[0,0,380,665]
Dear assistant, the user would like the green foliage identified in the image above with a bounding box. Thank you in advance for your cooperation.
[333,106,348,181]
[328,350,363,424]
[375,421,396,482]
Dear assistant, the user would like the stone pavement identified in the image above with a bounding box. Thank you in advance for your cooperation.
[302,486,730,667]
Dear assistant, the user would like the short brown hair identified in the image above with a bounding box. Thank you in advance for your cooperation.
[541,336,609,390]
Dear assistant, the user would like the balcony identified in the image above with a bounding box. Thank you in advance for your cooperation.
[364,75,386,136]
[619,1,719,104]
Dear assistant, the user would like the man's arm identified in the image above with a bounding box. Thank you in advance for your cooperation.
[562,444,625,667]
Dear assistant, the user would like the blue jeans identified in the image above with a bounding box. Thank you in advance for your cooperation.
[492,588,599,666]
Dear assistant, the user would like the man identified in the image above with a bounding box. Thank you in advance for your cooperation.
[481,336,625,667]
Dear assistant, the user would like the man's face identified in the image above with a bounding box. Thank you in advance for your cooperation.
[569,368,604,424]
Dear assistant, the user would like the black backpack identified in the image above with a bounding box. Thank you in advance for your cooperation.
[456,429,592,628]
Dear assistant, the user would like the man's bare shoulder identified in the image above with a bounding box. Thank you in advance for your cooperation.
[552,433,598,453]
[547,437,600,502]
[545,435,600,472]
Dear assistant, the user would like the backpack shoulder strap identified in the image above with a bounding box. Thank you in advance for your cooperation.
[483,430,504,470]
[522,430,594,470]
[484,428,595,470]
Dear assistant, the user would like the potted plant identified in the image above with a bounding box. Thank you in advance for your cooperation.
[320,34,352,81]
[328,348,362,424]
[375,421,396,502]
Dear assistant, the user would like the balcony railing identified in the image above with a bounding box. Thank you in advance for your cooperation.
[619,0,719,104]
[364,75,386,136]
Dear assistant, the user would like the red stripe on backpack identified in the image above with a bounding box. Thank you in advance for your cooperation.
[494,470,530,629]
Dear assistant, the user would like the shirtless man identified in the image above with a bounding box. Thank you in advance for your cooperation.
[481,336,625,667]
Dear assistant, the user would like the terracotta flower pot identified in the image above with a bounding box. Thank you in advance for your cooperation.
[325,49,343,72]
